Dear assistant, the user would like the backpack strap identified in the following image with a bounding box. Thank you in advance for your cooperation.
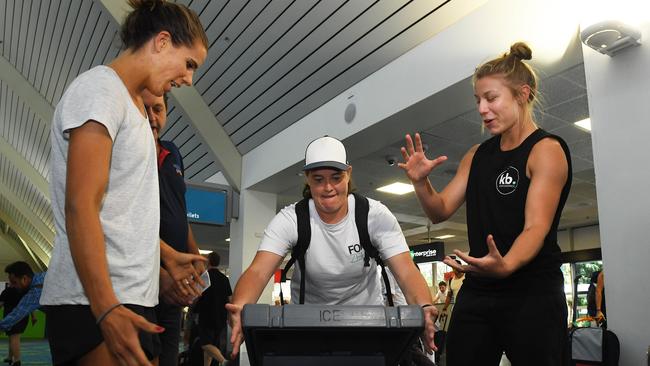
[352,193,394,307]
[279,198,311,305]
[159,140,185,177]
[281,194,395,307]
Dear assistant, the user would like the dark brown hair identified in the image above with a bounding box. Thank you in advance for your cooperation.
[121,0,208,51]
[473,42,539,119]
[5,261,34,278]
[208,252,221,267]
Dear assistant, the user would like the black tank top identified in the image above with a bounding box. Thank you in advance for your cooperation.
[463,129,572,293]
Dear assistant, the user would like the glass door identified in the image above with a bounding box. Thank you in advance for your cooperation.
[572,260,603,322]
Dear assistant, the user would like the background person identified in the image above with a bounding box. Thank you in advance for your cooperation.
[196,252,232,366]
[39,1,208,365]
[432,281,447,304]
[0,262,45,366]
[399,42,572,366]
[143,89,205,366]
[441,261,465,314]
[595,270,606,323]
[226,136,437,360]
[1,284,28,366]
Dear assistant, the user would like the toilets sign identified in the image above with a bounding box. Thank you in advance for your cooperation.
[410,242,445,263]
[185,185,227,226]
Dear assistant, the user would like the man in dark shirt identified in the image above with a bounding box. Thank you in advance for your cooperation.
[1,262,42,366]
[1,284,29,366]
[197,252,232,366]
[144,90,204,366]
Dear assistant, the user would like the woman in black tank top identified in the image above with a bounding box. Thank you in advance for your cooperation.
[399,42,571,366]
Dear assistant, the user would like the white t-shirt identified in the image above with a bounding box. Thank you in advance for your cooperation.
[260,195,408,305]
[41,66,160,307]
[433,289,448,304]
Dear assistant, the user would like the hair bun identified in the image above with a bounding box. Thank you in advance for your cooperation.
[127,0,164,11]
[509,42,532,61]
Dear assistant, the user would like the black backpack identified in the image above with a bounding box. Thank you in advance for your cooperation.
[279,193,394,306]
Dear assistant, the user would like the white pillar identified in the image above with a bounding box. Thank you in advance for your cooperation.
[582,23,650,365]
[228,188,277,304]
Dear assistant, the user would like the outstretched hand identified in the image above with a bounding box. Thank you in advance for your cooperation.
[444,234,513,278]
[421,305,438,353]
[226,303,244,360]
[398,133,447,183]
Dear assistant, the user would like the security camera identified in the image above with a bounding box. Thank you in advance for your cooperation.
[385,155,397,166]
[580,20,641,56]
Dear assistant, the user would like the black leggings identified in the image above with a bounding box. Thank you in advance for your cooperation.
[445,288,568,366]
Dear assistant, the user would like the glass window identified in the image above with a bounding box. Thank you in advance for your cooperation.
[572,260,603,322]
[419,262,434,287]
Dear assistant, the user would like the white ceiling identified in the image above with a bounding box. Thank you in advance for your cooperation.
[0,0,598,262]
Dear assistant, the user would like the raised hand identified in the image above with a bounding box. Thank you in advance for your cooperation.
[444,234,513,278]
[398,133,447,183]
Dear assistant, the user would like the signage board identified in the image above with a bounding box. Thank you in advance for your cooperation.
[410,241,445,263]
[185,185,227,226]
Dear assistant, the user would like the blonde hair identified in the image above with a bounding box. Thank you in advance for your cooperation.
[473,42,539,125]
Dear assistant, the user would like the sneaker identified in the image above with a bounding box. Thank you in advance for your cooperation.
[3,358,11,364]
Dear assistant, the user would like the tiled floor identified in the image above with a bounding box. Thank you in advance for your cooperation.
[0,339,52,365]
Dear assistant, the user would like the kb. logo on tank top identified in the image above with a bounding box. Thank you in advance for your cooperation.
[496,166,519,195]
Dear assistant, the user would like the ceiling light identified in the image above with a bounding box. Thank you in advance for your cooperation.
[574,118,591,131]
[376,182,414,195]
[226,238,230,242]
[435,234,455,240]
[199,249,213,254]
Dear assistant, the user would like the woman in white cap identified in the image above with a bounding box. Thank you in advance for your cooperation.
[226,136,437,359]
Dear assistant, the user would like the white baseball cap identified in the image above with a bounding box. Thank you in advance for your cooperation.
[303,136,349,171]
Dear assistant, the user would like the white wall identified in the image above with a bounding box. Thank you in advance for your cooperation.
[228,189,277,305]
[557,225,601,252]
[583,19,650,365]
[572,226,601,251]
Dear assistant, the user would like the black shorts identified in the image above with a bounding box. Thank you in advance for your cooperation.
[43,304,161,365]
[5,316,28,335]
